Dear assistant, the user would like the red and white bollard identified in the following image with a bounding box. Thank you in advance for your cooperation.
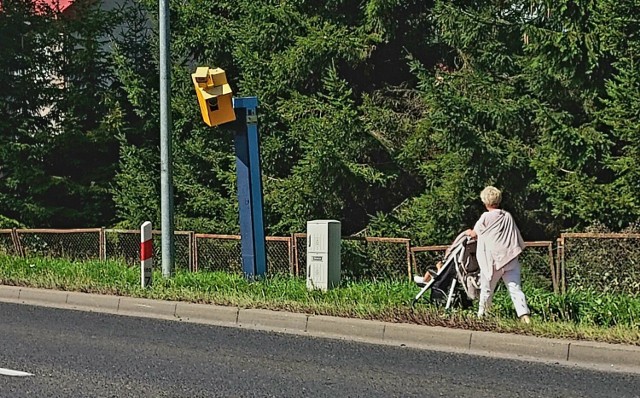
[141,221,153,287]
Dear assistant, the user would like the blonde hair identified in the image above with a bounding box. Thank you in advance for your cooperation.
[480,186,502,207]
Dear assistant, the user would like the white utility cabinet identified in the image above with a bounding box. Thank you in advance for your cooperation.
[306,220,341,291]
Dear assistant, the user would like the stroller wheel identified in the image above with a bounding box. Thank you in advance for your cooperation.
[454,293,473,310]
[429,287,448,306]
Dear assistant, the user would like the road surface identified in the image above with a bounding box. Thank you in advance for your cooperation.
[1,302,639,397]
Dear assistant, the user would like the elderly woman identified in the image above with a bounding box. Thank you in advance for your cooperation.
[465,186,531,323]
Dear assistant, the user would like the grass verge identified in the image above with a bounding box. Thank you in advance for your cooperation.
[1,256,638,345]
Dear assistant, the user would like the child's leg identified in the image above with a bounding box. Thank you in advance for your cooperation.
[417,261,444,283]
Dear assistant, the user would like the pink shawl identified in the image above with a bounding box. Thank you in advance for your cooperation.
[475,210,525,279]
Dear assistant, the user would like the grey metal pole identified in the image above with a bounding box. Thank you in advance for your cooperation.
[159,0,174,277]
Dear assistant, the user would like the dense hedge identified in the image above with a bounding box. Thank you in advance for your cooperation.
[2,1,639,245]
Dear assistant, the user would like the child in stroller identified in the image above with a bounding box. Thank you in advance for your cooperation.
[411,231,481,309]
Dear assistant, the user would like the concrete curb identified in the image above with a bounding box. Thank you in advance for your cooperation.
[175,302,238,327]
[307,315,385,341]
[383,323,472,351]
[118,296,177,320]
[238,308,308,334]
[569,341,640,369]
[470,330,570,362]
[1,285,638,374]
[67,291,120,313]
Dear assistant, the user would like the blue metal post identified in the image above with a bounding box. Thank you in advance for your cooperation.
[233,97,266,278]
[234,128,255,277]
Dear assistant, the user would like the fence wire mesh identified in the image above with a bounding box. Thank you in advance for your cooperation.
[342,237,410,281]
[15,229,101,261]
[293,235,410,281]
[105,230,192,270]
[520,242,556,292]
[411,245,447,277]
[293,234,307,277]
[266,237,292,275]
[561,233,640,295]
[194,235,242,273]
[6,227,640,293]
[0,230,18,256]
[104,230,138,265]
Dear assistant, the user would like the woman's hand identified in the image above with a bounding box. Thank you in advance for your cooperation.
[465,229,477,239]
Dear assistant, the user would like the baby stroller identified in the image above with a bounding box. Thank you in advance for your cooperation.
[411,232,481,309]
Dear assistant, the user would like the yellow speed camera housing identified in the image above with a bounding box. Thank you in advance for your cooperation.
[192,66,236,126]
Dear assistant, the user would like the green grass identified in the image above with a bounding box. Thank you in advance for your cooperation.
[1,255,639,345]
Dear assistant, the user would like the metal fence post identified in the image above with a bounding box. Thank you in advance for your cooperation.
[10,228,19,257]
[293,234,300,277]
[559,236,566,294]
[189,231,195,272]
[99,227,106,261]
[11,228,25,258]
[405,240,412,281]
[548,241,557,294]
[288,234,294,276]
[192,234,197,272]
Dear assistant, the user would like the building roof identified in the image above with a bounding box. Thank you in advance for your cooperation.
[0,0,77,14]
[39,0,76,13]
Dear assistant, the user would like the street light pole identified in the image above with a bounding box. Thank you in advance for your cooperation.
[159,0,174,277]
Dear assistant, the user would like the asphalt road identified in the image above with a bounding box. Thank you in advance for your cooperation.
[1,302,639,398]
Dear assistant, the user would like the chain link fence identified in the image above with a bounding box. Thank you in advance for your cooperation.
[193,235,298,276]
[266,237,293,276]
[411,244,448,277]
[293,234,411,281]
[520,242,556,292]
[14,229,102,261]
[105,229,193,271]
[193,234,242,273]
[560,233,640,295]
[293,233,307,277]
[343,237,411,281]
[3,228,639,292]
[0,229,19,256]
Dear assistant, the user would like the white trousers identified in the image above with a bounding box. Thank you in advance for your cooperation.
[477,258,530,318]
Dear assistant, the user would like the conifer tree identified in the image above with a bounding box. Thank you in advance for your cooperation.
[0,0,66,226]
